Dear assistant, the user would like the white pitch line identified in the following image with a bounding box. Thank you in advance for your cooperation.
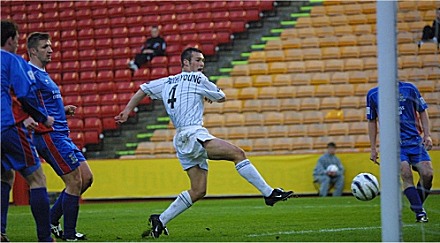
[247,224,440,237]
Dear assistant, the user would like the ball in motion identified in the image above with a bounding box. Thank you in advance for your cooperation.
[351,173,380,201]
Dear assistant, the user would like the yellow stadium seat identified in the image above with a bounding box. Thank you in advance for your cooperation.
[261,99,281,112]
[340,96,361,109]
[230,64,250,76]
[265,50,285,62]
[358,34,377,46]
[228,126,248,139]
[258,86,278,99]
[210,127,229,139]
[282,39,302,49]
[244,112,264,126]
[253,75,273,87]
[334,135,355,148]
[398,1,417,11]
[315,84,335,97]
[404,10,423,22]
[355,83,375,96]
[150,129,174,142]
[397,32,414,44]
[313,136,333,149]
[284,49,304,61]
[427,67,440,80]
[268,62,288,74]
[320,36,340,47]
[398,43,418,55]
[297,27,316,38]
[305,60,325,72]
[248,51,266,63]
[417,80,436,92]
[328,123,349,136]
[234,139,253,152]
[301,37,320,48]
[272,74,292,86]
[267,125,288,138]
[284,111,304,124]
[423,92,439,105]
[224,113,245,127]
[303,110,325,124]
[359,46,377,58]
[321,97,341,110]
[325,59,344,72]
[223,100,243,113]
[288,124,307,137]
[296,85,316,97]
[349,122,368,135]
[341,46,360,58]
[408,68,429,81]
[419,42,438,55]
[216,77,234,89]
[296,17,313,28]
[418,1,439,11]
[292,137,313,150]
[347,14,368,25]
[276,86,297,98]
[345,59,364,71]
[247,126,268,138]
[429,105,440,118]
[355,135,371,148]
[204,114,225,127]
[343,108,365,122]
[322,47,341,59]
[401,55,423,69]
[338,34,358,46]
[242,99,262,113]
[300,97,320,110]
[326,5,345,16]
[331,72,350,84]
[324,109,344,123]
[302,48,322,60]
[135,142,155,155]
[408,21,428,33]
[432,119,440,132]
[233,76,252,88]
[204,101,224,114]
[280,28,298,40]
[312,16,331,27]
[263,111,284,125]
[249,63,269,75]
[344,3,362,15]
[311,72,331,85]
[315,26,335,37]
[238,87,258,100]
[280,98,301,111]
[223,88,239,100]
[423,10,437,21]
[330,15,349,26]
[292,73,312,85]
[253,138,273,152]
[287,61,306,73]
[398,69,410,81]
[367,69,377,83]
[308,124,328,137]
[265,39,282,50]
[333,83,355,96]
[397,22,410,32]
[349,71,369,83]
[421,54,440,67]
[155,141,175,154]
[310,5,327,16]
[361,2,376,13]
[272,137,294,151]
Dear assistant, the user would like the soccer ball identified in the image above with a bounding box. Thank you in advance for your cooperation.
[351,173,380,201]
[326,164,339,172]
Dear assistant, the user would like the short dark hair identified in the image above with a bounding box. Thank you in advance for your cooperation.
[327,142,337,148]
[27,32,50,52]
[1,19,19,47]
[181,47,202,67]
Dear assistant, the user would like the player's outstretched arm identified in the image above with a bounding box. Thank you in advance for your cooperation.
[368,120,379,164]
[115,89,147,124]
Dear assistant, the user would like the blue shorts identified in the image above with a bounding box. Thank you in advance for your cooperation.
[1,124,41,177]
[400,137,431,164]
[33,131,86,176]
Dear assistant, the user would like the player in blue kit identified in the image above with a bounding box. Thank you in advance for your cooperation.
[367,81,434,223]
[1,19,54,242]
[116,47,294,239]
[25,32,93,241]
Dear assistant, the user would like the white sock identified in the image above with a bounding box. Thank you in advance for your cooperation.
[159,191,192,225]
[235,159,273,197]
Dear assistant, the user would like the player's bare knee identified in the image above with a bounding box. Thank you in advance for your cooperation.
[231,146,246,162]
[81,176,93,194]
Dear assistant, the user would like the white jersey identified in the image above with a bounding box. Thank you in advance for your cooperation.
[140,71,225,128]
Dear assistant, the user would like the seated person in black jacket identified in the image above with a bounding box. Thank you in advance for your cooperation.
[420,8,439,44]
[128,26,166,72]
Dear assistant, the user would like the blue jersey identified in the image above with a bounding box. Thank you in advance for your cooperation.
[366,81,428,141]
[29,62,69,133]
[1,50,47,132]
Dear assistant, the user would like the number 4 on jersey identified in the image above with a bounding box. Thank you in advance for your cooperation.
[168,84,178,109]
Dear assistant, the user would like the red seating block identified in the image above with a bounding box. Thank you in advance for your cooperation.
[76,9,91,19]
[84,131,100,145]
[77,28,94,40]
[80,83,98,95]
[108,6,125,17]
[95,39,112,50]
[150,68,168,80]
[79,60,97,72]
[112,27,128,37]
[132,69,150,82]
[62,61,79,72]
[192,2,212,13]
[100,94,118,105]
[100,104,119,118]
[59,9,75,20]
[113,47,131,59]
[79,71,96,83]
[44,21,61,32]
[102,117,119,131]
[110,17,127,28]
[62,72,79,83]
[98,82,115,94]
[78,49,96,60]
[164,34,182,45]
[94,28,112,38]
[62,84,80,95]
[61,50,78,61]
[115,81,136,93]
[69,131,85,149]
[67,118,84,130]
[150,56,168,68]
[97,71,114,83]
[83,106,101,118]
[97,59,114,70]
[63,95,82,107]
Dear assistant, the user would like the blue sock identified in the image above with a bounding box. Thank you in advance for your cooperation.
[50,190,65,225]
[1,182,11,234]
[29,187,52,242]
[403,187,424,213]
[62,192,80,239]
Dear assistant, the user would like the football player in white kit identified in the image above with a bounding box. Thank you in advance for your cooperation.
[115,47,294,238]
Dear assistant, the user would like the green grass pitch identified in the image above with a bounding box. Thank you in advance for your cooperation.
[5,195,440,242]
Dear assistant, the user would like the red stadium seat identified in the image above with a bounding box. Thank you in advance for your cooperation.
[110,17,127,28]
[97,82,115,94]
[114,58,131,69]
[142,4,159,13]
[181,33,199,45]
[76,9,91,19]
[168,66,181,75]
[150,56,168,68]
[100,105,119,118]
[191,2,212,13]
[107,6,125,17]
[83,106,101,119]
[44,21,61,32]
[97,59,114,70]
[62,84,80,95]
[62,72,79,84]
[79,60,97,72]
[42,1,58,11]
[94,28,112,38]
[59,9,75,20]
[84,131,100,146]
[118,92,135,105]
[178,12,195,24]
[194,12,213,23]
[164,34,182,45]
[27,22,44,32]
[175,3,192,13]
[61,40,78,50]
[179,23,197,34]
[114,81,136,93]
[91,8,108,19]
[150,68,168,80]
[112,47,131,58]
[132,69,150,82]
[157,4,175,15]
[100,94,118,105]
[60,20,77,31]
[80,83,98,95]
[210,1,228,11]
[128,26,146,37]
[92,18,109,29]
[102,117,119,131]
[61,50,78,61]
[125,16,143,27]
[67,118,84,130]
[111,27,128,38]
[63,95,82,107]
[95,39,112,50]
[79,71,97,83]
[124,6,142,16]
[160,14,178,25]
[96,71,114,83]
[168,55,181,66]
[62,61,79,72]
[142,15,161,27]
[78,49,96,60]
[78,39,95,50]
[161,24,180,35]
[69,132,85,149]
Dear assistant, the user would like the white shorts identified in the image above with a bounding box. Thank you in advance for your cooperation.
[173,126,216,171]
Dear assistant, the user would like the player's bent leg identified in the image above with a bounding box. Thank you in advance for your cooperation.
[59,169,83,241]
[401,161,426,222]
[204,138,246,163]
[78,161,93,194]
[413,161,433,204]
[186,166,208,202]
